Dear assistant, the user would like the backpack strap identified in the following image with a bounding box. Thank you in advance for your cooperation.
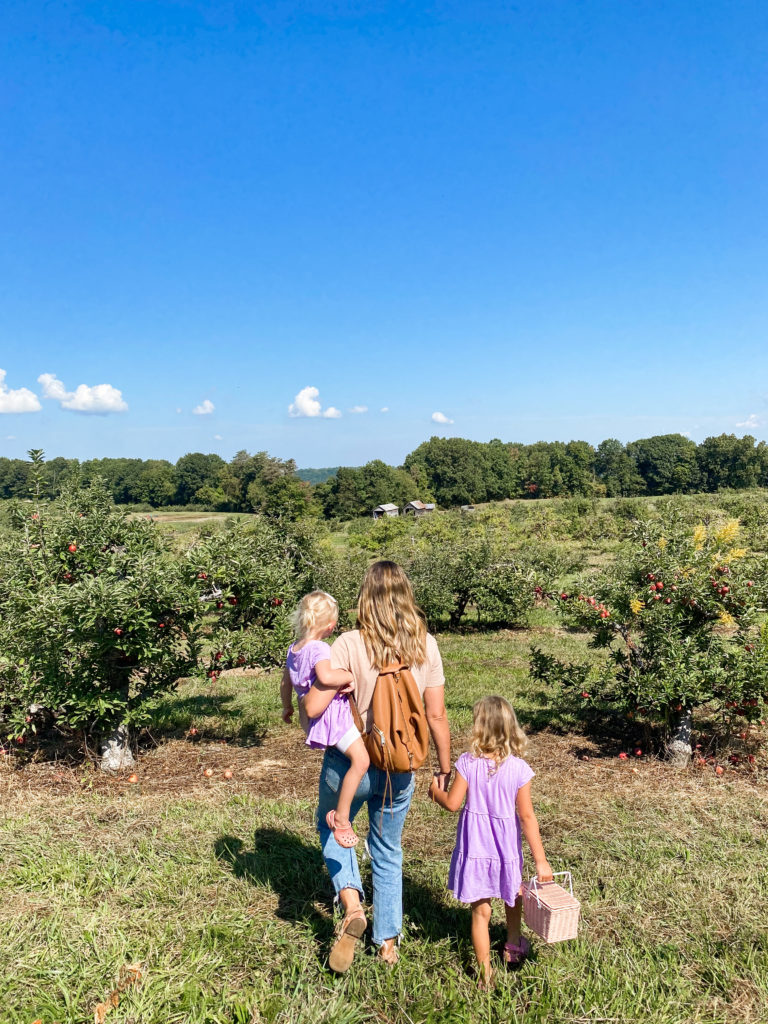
[348,693,365,735]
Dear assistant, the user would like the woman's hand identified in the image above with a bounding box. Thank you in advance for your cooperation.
[432,770,451,792]
[281,705,294,724]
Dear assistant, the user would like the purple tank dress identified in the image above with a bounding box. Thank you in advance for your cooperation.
[286,639,356,750]
[447,751,535,905]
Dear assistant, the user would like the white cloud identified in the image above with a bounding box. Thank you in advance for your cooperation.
[348,405,368,414]
[736,413,763,430]
[176,407,182,414]
[431,411,454,424]
[380,406,389,413]
[193,399,215,416]
[5,435,16,440]
[213,434,223,440]
[0,369,41,414]
[38,373,128,414]
[288,386,342,419]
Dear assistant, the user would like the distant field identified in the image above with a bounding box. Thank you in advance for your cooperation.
[133,510,255,534]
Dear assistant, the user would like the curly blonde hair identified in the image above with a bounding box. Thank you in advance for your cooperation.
[290,590,339,641]
[356,561,427,669]
[470,695,527,763]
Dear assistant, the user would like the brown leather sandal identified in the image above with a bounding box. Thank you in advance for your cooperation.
[378,939,399,966]
[328,907,367,973]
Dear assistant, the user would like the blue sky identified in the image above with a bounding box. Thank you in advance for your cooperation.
[1,0,767,467]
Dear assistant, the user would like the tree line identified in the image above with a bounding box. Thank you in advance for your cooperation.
[1,432,766,517]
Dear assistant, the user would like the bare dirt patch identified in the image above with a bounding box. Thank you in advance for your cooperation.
[3,727,766,812]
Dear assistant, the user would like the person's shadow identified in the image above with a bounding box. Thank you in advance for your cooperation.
[215,830,336,946]
[214,828,503,969]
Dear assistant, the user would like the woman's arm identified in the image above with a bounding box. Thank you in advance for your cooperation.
[424,685,452,781]
[429,770,468,812]
[301,660,354,719]
[515,782,554,882]
[280,666,294,723]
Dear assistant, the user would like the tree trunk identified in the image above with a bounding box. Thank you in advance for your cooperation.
[665,709,693,765]
[100,723,135,772]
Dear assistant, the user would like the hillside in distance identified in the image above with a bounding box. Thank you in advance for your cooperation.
[295,466,342,485]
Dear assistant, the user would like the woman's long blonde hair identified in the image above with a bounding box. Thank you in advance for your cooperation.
[290,590,339,641]
[470,696,527,763]
[356,561,427,669]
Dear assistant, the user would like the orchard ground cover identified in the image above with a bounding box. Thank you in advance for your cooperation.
[2,626,768,1024]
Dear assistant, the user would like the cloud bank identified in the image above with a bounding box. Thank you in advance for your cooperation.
[193,399,215,415]
[38,373,128,413]
[289,386,341,419]
[0,369,41,413]
[736,413,763,430]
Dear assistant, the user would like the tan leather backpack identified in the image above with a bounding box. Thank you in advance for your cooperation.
[351,662,430,773]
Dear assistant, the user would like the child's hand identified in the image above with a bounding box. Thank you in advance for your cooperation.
[282,706,294,724]
[535,861,554,883]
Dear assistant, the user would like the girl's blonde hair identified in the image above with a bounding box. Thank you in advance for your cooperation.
[290,590,339,641]
[356,561,427,670]
[470,696,527,763]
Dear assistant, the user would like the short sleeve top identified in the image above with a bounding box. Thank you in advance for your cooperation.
[455,752,534,819]
[285,639,331,698]
[329,629,445,730]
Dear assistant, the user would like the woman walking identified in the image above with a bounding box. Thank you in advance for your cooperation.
[304,560,451,971]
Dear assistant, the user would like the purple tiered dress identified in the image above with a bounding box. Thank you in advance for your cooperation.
[447,752,534,905]
[286,639,356,750]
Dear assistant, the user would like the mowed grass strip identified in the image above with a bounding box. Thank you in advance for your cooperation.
[1,631,767,1024]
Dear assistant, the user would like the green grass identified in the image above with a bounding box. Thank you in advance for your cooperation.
[2,630,768,1023]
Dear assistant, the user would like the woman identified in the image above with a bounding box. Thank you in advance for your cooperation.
[303,560,452,971]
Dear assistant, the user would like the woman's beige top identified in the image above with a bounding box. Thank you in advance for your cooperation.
[330,629,445,731]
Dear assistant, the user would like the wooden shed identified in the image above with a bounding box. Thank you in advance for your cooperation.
[372,503,400,519]
[403,500,435,517]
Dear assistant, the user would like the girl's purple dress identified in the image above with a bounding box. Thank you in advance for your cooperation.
[286,639,355,749]
[447,751,534,905]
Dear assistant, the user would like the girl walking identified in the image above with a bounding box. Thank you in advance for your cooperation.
[281,591,370,848]
[429,695,552,987]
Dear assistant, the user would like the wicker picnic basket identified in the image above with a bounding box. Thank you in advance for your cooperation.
[522,871,580,943]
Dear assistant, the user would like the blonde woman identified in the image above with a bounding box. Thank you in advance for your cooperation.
[429,696,553,987]
[317,561,452,972]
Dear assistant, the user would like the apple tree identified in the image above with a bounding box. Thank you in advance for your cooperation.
[187,519,305,679]
[532,516,768,762]
[0,468,201,770]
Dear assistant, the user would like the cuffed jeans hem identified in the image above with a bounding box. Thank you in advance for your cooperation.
[333,885,366,907]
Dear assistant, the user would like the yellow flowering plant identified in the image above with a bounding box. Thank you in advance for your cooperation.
[535,513,768,762]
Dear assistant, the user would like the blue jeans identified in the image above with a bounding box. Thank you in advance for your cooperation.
[317,746,415,946]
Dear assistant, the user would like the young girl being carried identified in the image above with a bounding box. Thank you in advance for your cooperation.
[281,591,370,848]
[429,695,553,988]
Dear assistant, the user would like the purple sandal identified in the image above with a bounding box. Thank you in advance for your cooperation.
[504,936,531,965]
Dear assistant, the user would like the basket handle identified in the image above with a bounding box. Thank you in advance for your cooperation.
[527,870,573,908]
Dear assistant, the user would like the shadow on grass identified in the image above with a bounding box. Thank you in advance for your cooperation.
[215,830,335,944]
[148,692,269,746]
[214,828,493,965]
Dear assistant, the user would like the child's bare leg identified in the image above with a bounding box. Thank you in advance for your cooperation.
[505,896,522,944]
[470,899,493,983]
[334,736,369,826]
